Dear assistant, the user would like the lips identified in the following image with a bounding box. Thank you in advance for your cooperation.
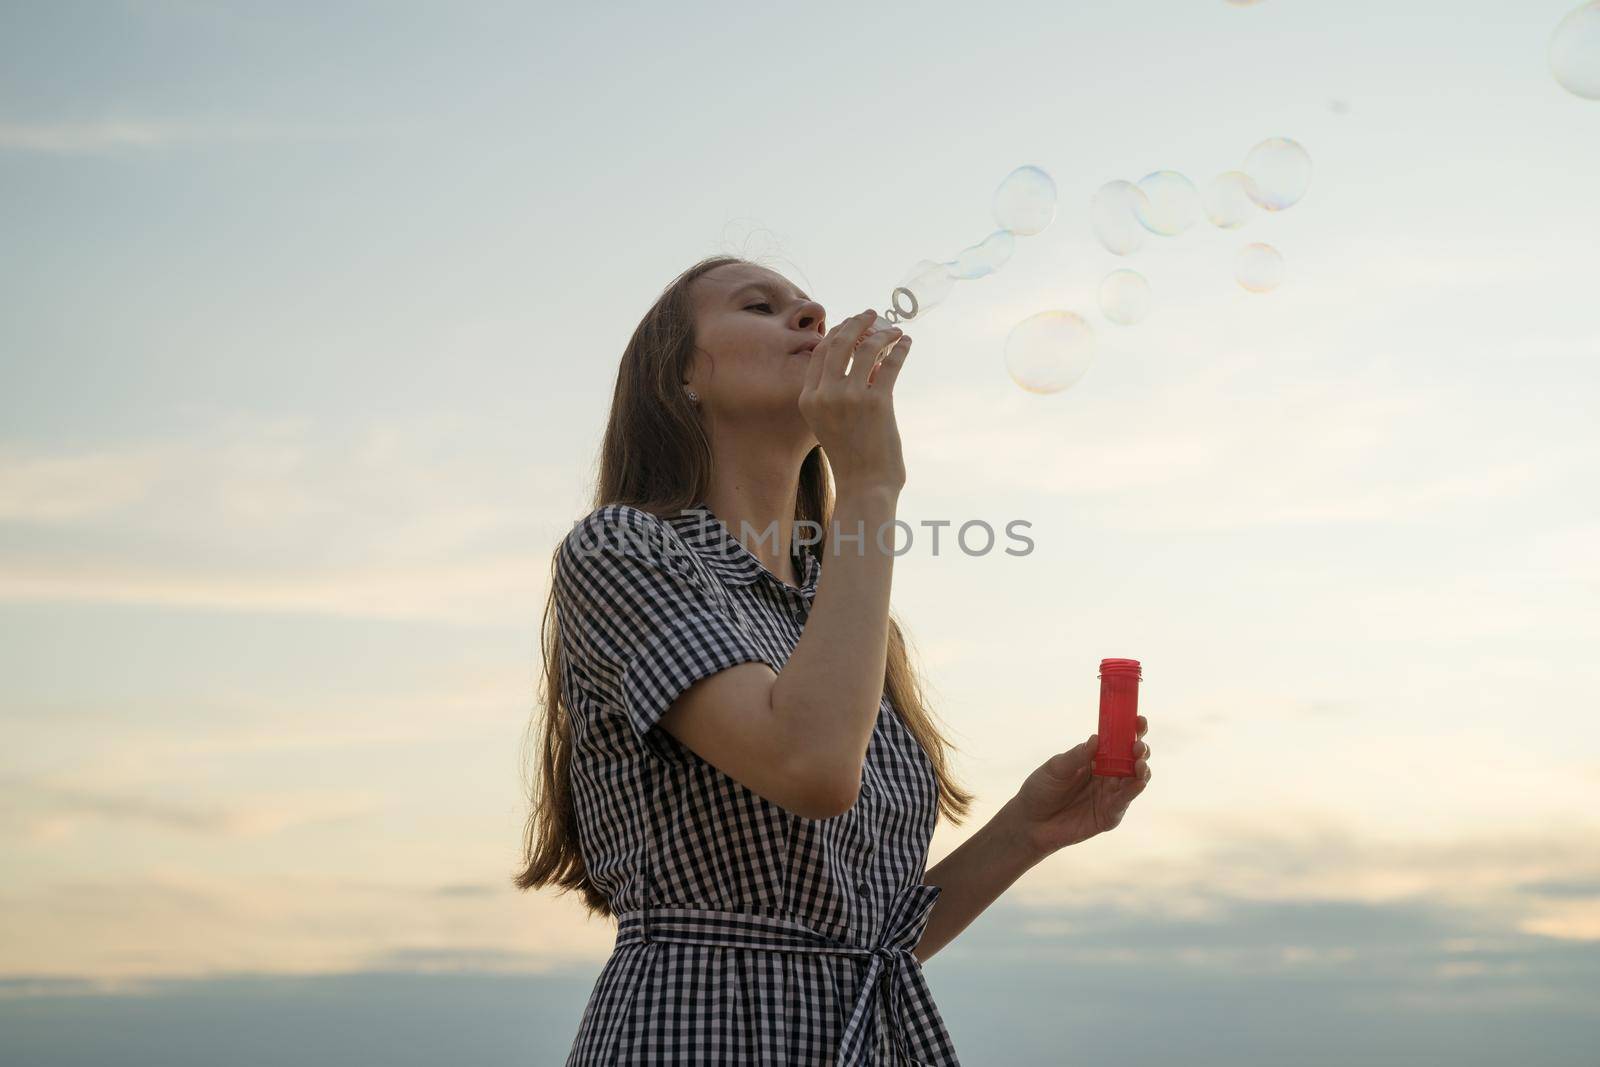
[792,341,819,355]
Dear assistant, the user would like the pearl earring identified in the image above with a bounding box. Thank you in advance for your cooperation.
[685,388,699,403]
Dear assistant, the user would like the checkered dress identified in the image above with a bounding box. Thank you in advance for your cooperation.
[553,501,961,1065]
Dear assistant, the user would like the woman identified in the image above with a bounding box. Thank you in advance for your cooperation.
[516,255,1153,1065]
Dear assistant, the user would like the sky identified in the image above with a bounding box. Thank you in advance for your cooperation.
[3,0,1599,1063]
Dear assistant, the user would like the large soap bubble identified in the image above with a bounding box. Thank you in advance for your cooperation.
[993,165,1058,235]
[1202,171,1260,228]
[1090,180,1151,256]
[1551,2,1600,99]
[1242,138,1312,211]
[1005,311,1096,394]
[948,229,1016,279]
[1099,270,1152,325]
[1133,171,1201,236]
[1235,242,1286,292]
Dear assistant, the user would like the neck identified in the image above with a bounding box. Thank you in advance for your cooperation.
[701,430,814,587]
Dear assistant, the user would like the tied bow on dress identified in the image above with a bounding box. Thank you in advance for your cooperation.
[614,882,958,1066]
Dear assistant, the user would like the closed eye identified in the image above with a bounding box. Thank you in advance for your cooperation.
[745,302,774,313]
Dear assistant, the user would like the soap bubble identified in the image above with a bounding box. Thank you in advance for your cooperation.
[948,229,1016,279]
[874,260,956,331]
[873,260,957,331]
[1133,171,1201,236]
[900,259,954,310]
[1202,171,1260,228]
[1242,138,1312,211]
[1235,243,1286,292]
[1099,270,1152,325]
[993,165,1058,236]
[1550,2,1600,99]
[1005,311,1096,394]
[1090,180,1151,256]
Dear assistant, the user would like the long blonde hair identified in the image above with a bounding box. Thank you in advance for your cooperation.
[513,255,974,917]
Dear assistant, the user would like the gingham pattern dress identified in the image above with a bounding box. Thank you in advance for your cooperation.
[553,501,961,1066]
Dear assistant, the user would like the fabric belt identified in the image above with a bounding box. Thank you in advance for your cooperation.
[613,882,956,1066]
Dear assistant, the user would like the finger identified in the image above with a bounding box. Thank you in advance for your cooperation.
[867,336,910,390]
[815,312,864,381]
[866,335,912,391]
[1137,715,1147,737]
[804,340,827,393]
[823,310,878,379]
[847,325,903,382]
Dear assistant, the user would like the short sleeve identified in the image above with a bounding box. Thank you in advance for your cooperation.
[554,505,772,746]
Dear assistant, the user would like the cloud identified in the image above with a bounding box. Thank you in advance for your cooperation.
[997,816,1600,945]
[0,117,418,154]
[0,552,556,625]
[0,867,618,984]
[1,782,382,842]
[9,802,1598,990]
[0,413,580,623]
[0,446,169,521]
[3,656,540,827]
[359,945,551,975]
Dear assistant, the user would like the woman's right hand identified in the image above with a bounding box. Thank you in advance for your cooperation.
[797,308,913,493]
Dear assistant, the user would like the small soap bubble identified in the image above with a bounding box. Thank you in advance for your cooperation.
[876,260,954,329]
[948,229,1016,279]
[1133,171,1201,236]
[1550,2,1600,100]
[1242,138,1313,211]
[993,165,1058,236]
[1099,270,1152,325]
[1005,311,1096,394]
[1090,180,1151,255]
[1202,171,1260,229]
[1235,242,1286,292]
[899,259,954,312]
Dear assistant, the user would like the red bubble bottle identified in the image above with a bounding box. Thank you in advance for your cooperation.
[1092,658,1142,777]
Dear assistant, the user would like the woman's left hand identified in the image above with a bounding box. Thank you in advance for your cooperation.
[1010,715,1151,860]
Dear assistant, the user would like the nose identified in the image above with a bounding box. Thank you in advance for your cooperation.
[791,299,826,335]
